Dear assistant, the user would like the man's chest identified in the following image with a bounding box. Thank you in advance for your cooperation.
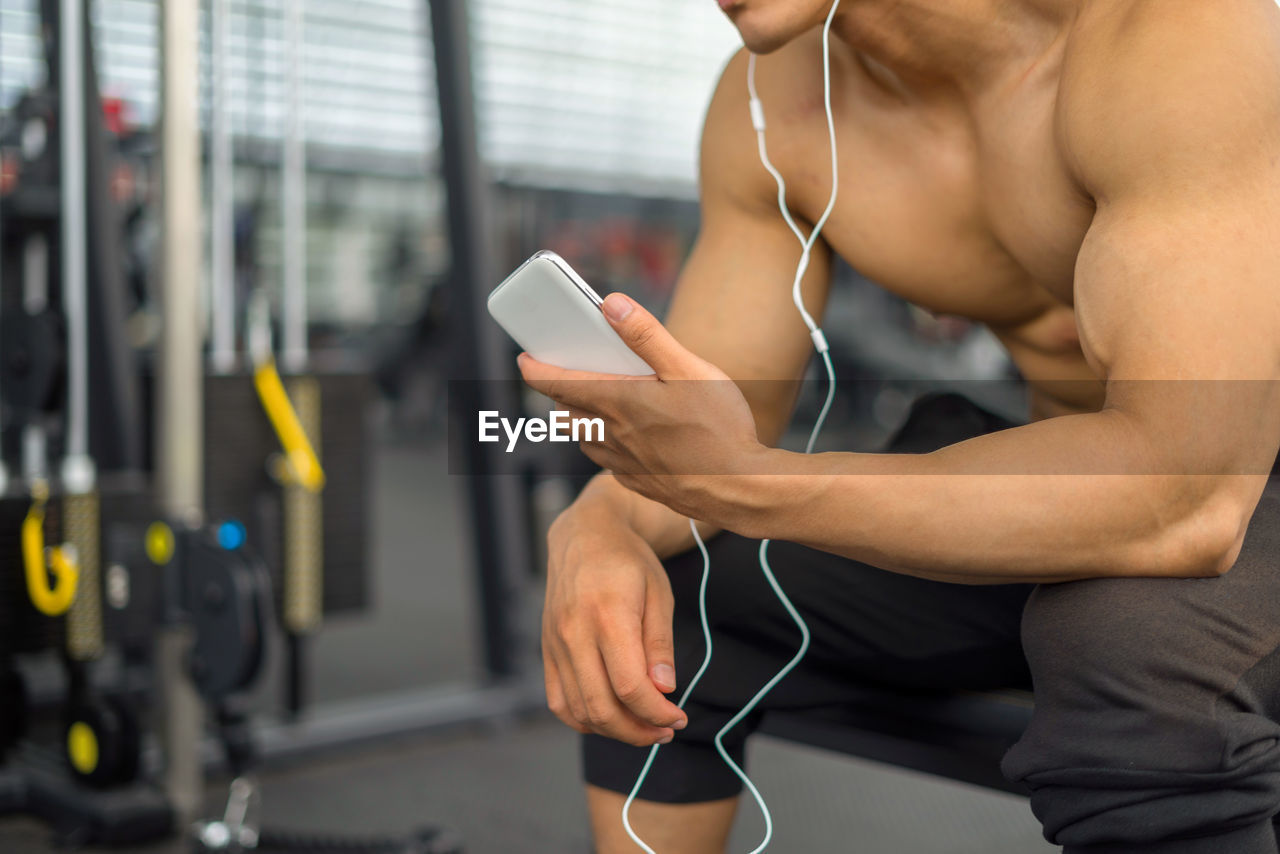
[781,77,1097,335]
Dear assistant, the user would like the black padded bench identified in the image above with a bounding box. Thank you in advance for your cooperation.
[758,687,1034,795]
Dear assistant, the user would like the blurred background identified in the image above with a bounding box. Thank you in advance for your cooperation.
[0,0,1044,852]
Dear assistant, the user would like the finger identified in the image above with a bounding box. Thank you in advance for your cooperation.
[582,651,679,746]
[553,640,593,732]
[517,353,648,414]
[597,615,687,729]
[569,634,677,745]
[642,583,679,697]
[556,622,671,745]
[543,646,586,733]
[600,294,697,379]
[546,611,593,729]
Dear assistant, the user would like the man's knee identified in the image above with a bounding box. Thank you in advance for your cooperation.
[1005,579,1280,850]
[586,785,737,854]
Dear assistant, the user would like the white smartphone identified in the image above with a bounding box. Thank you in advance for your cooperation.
[487,250,654,376]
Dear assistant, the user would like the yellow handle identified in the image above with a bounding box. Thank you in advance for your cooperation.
[22,486,79,617]
[253,359,325,493]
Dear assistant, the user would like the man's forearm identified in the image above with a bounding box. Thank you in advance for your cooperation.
[712,409,1248,584]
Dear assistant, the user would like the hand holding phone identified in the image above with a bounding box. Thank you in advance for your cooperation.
[487,251,654,376]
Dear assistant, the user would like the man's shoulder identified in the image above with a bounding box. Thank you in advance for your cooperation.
[1062,0,1279,70]
[1058,0,1280,195]
[699,32,840,213]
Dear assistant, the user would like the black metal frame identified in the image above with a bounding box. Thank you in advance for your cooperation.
[430,0,538,682]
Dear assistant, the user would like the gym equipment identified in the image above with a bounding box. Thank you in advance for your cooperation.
[275,0,325,722]
[0,750,172,846]
[62,693,142,789]
[153,0,207,820]
[21,480,79,618]
[0,0,486,846]
[203,372,370,623]
[0,666,28,761]
[177,515,461,854]
[202,0,357,722]
[0,0,158,835]
[432,0,540,684]
[0,0,145,475]
[193,787,462,854]
[0,512,275,846]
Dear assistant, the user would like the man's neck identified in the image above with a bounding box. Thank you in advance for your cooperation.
[831,0,1075,102]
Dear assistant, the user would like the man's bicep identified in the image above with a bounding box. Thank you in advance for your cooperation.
[1074,196,1280,381]
[1074,192,1280,484]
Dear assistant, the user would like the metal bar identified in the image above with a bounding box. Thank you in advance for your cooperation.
[281,377,323,631]
[158,0,205,822]
[158,0,203,517]
[428,0,537,679]
[21,235,48,484]
[209,0,236,373]
[280,0,307,373]
[63,490,103,660]
[60,0,103,661]
[284,633,306,720]
[0,132,5,497]
[282,375,323,718]
[134,679,543,774]
[58,0,89,471]
[22,234,47,314]
[22,425,47,483]
[156,625,203,822]
[244,680,542,767]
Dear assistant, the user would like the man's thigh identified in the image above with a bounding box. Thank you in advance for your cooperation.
[1004,479,1280,851]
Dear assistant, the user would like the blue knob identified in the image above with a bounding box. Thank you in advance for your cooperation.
[217,520,247,550]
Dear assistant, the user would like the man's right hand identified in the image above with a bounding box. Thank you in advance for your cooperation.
[543,503,689,747]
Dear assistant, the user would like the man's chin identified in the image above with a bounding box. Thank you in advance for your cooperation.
[727,5,818,55]
[737,32,791,55]
[731,18,792,55]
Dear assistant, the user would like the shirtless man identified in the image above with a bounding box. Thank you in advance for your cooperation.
[517,1,1280,851]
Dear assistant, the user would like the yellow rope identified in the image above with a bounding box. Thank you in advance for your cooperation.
[253,358,325,493]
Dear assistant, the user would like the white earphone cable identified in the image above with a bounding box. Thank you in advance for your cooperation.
[623,1,842,849]
[620,517,714,852]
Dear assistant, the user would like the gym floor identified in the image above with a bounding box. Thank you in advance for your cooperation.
[0,720,1057,853]
[0,436,1061,853]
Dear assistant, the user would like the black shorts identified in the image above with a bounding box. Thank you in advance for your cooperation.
[583,392,1036,803]
[581,392,1280,853]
